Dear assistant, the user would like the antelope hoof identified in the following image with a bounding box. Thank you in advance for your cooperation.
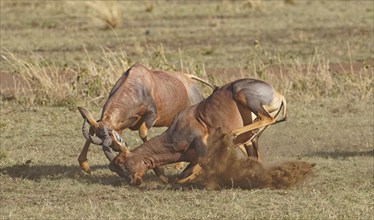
[175,174,197,184]
[79,160,91,174]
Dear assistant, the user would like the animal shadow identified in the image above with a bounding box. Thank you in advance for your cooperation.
[0,163,128,186]
[304,149,374,159]
[0,163,179,189]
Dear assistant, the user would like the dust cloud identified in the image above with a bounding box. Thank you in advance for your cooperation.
[197,129,316,190]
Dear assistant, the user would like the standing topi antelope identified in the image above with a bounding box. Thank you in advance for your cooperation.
[106,78,287,186]
[77,64,215,181]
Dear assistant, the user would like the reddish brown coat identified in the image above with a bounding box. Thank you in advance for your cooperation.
[78,64,213,174]
[109,78,287,185]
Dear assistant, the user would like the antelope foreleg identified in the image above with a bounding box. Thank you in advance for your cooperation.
[175,164,202,184]
[139,122,148,143]
[78,140,91,173]
[153,167,168,184]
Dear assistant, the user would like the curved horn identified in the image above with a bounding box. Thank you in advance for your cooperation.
[81,119,103,145]
[102,145,115,162]
[78,107,98,128]
[101,127,115,161]
[81,119,91,140]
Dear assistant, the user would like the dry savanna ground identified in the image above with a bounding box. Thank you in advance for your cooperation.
[0,1,373,219]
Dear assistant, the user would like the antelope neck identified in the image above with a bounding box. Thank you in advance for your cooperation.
[131,134,183,169]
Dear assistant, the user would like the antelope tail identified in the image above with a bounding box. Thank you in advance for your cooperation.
[185,74,216,90]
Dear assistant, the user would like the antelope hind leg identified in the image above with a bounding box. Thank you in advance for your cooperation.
[244,140,261,162]
[235,126,268,162]
[238,144,248,157]
[231,115,275,138]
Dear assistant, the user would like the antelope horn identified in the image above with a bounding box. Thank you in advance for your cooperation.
[101,126,115,161]
[82,119,103,145]
[78,107,98,127]
[102,145,115,162]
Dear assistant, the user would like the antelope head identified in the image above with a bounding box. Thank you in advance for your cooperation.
[78,107,146,185]
[78,107,128,160]
[108,151,148,186]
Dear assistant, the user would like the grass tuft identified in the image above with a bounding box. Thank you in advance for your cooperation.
[1,47,130,106]
[86,1,121,29]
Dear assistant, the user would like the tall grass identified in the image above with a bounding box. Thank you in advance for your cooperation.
[1,47,129,106]
[1,46,372,106]
[235,46,373,103]
[272,54,372,102]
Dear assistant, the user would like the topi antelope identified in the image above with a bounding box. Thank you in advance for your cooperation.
[77,64,215,181]
[107,78,287,186]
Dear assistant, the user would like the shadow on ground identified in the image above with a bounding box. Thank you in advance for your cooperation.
[0,164,129,186]
[0,163,172,188]
[4,150,369,189]
[304,149,374,159]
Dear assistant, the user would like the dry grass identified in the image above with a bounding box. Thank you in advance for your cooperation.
[65,1,121,29]
[0,102,372,219]
[269,53,373,102]
[85,1,121,29]
[1,47,130,106]
[1,46,372,106]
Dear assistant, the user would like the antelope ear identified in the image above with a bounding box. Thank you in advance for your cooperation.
[78,107,98,127]
[111,131,130,154]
